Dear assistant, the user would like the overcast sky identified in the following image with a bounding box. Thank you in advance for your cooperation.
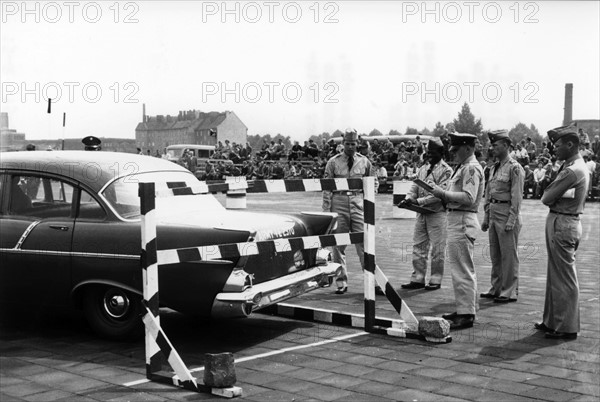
[1,0,599,142]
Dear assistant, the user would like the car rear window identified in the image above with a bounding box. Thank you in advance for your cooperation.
[100,171,225,220]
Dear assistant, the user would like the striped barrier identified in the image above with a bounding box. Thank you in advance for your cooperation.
[262,303,450,343]
[158,232,364,265]
[139,177,444,395]
[140,183,242,398]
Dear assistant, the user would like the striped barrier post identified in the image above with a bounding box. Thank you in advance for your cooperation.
[362,176,376,331]
[139,182,242,398]
[392,179,416,219]
[139,182,161,378]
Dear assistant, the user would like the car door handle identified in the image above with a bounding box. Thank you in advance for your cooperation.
[49,225,70,232]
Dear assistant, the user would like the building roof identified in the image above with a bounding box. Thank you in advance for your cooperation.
[135,111,228,132]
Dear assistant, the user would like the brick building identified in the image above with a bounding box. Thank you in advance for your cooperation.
[135,108,247,154]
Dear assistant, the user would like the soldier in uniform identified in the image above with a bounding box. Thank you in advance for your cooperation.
[399,138,453,290]
[323,129,380,294]
[536,124,589,339]
[429,133,484,329]
[480,130,525,303]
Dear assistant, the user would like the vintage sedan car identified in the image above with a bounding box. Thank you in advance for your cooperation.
[0,151,339,339]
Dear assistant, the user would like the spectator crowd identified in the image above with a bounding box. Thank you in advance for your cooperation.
[165,128,600,197]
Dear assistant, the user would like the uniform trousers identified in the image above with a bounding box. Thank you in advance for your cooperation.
[411,212,447,285]
[447,211,479,315]
[487,203,521,298]
[331,193,365,287]
[543,213,581,333]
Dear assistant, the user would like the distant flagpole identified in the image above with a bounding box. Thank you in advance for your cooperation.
[47,98,52,145]
[62,112,66,150]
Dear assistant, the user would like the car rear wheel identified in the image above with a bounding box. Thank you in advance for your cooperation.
[83,286,143,341]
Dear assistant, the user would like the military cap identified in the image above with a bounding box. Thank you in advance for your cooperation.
[427,137,444,151]
[448,132,476,149]
[487,129,510,144]
[82,135,102,151]
[343,128,358,142]
[547,124,579,144]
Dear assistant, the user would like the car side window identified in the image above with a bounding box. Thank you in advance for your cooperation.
[78,189,107,220]
[9,175,74,218]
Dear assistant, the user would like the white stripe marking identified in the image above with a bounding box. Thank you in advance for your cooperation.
[303,179,323,192]
[123,331,368,387]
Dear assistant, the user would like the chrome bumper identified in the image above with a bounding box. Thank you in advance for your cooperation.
[211,262,341,318]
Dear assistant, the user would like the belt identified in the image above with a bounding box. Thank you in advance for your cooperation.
[447,208,477,213]
[490,199,509,204]
[332,191,362,196]
[550,210,580,217]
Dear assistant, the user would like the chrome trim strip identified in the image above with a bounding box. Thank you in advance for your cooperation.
[0,248,139,260]
[14,220,42,250]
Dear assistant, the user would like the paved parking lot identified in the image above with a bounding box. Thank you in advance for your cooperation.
[1,193,599,401]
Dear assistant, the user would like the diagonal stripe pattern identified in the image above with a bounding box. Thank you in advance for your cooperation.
[138,176,427,396]
[153,178,363,198]
[157,232,364,265]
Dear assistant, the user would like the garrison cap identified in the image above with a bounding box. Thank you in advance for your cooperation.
[487,129,510,144]
[547,124,579,144]
[82,136,102,151]
[427,137,444,151]
[449,132,477,150]
[343,128,358,142]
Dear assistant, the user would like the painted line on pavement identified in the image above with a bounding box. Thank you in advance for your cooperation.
[123,330,368,387]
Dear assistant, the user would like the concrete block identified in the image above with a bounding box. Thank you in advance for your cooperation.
[204,353,237,388]
[418,316,450,338]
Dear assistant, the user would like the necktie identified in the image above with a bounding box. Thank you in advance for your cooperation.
[347,155,354,172]
[492,161,500,177]
[451,164,461,179]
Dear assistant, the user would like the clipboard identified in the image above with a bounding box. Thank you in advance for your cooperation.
[397,202,436,215]
[413,178,434,192]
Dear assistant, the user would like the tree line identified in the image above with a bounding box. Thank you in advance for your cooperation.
[246,102,544,152]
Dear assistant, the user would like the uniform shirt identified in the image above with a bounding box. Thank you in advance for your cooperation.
[407,159,453,213]
[323,152,378,209]
[445,154,484,212]
[541,154,589,214]
[324,152,377,182]
[483,156,524,227]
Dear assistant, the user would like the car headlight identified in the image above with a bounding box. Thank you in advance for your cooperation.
[293,250,306,269]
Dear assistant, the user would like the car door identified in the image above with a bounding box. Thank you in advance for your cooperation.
[70,188,142,293]
[0,173,75,306]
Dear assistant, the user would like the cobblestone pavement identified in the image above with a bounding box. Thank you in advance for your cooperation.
[1,193,599,401]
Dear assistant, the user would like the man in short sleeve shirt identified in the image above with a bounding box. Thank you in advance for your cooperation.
[323,129,379,294]
[400,138,453,291]
[481,130,525,303]
[430,133,484,329]
[536,124,589,339]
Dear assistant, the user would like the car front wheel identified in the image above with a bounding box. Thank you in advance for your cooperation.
[83,286,143,341]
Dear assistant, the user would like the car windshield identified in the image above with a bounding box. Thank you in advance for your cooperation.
[166,149,184,159]
[101,171,225,220]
